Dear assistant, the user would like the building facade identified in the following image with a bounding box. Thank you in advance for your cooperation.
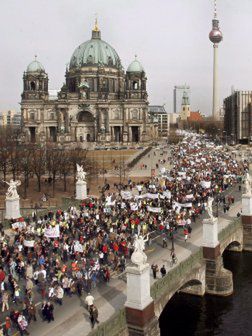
[148,105,169,138]
[224,91,252,144]
[21,22,152,145]
[0,110,21,127]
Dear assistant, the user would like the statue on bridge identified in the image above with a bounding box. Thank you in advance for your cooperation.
[206,196,215,221]
[244,172,252,196]
[3,179,21,199]
[131,231,150,267]
[76,164,87,183]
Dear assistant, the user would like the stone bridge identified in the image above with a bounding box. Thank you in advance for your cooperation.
[88,218,244,336]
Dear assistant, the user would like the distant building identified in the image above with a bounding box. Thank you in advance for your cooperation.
[168,113,179,125]
[179,91,191,121]
[224,91,252,144]
[148,105,169,138]
[179,91,203,126]
[12,113,22,127]
[187,111,203,123]
[0,110,21,127]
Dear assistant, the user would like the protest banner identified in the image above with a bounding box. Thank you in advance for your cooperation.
[12,221,26,230]
[24,240,35,247]
[147,206,162,213]
[44,225,60,238]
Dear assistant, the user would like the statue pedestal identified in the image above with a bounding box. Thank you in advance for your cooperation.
[125,264,153,310]
[125,263,159,335]
[76,180,87,200]
[203,217,219,248]
[5,197,21,220]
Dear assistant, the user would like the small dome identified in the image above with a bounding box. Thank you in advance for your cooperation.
[27,57,45,73]
[127,56,144,73]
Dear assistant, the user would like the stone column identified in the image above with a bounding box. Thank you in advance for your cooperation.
[203,217,233,296]
[5,197,21,220]
[125,264,160,336]
[76,181,87,200]
[242,193,252,251]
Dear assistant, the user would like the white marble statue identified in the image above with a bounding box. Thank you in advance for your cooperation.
[3,179,21,199]
[206,196,215,221]
[131,233,150,267]
[76,164,87,182]
[244,172,252,195]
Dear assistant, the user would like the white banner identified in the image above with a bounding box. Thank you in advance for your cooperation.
[24,240,35,247]
[74,241,83,253]
[185,194,194,200]
[147,206,162,213]
[12,221,26,230]
[201,181,211,189]
[163,190,171,199]
[121,191,132,200]
[174,201,192,209]
[130,203,139,211]
[44,225,60,238]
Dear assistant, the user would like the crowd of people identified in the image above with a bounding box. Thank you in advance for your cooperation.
[0,133,247,334]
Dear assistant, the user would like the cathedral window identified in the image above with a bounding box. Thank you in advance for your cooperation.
[30,81,36,91]
[108,56,113,66]
[131,109,138,120]
[50,112,55,120]
[133,81,138,90]
[87,55,93,64]
[30,112,35,121]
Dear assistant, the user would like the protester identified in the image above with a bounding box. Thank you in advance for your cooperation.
[85,293,94,311]
[160,265,167,278]
[89,304,99,328]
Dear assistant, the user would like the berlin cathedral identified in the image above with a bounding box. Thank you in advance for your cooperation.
[21,20,153,145]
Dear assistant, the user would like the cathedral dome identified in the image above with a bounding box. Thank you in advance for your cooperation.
[127,56,144,73]
[69,21,122,70]
[27,57,45,73]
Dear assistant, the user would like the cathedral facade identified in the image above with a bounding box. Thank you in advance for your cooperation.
[21,22,152,145]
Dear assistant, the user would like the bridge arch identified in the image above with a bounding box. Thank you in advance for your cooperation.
[154,263,206,318]
[222,240,242,253]
[220,226,243,255]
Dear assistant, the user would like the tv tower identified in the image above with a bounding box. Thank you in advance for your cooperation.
[209,0,223,120]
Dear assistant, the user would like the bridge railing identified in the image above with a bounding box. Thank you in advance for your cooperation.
[150,248,203,301]
[218,218,242,242]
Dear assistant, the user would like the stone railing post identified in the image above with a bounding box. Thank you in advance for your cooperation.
[242,193,252,251]
[203,217,233,296]
[125,263,160,336]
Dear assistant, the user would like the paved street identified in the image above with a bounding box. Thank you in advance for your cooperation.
[25,147,242,336]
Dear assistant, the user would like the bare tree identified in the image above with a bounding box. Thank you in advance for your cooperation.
[30,146,46,192]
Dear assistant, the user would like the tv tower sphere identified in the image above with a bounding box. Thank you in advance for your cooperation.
[209,19,223,44]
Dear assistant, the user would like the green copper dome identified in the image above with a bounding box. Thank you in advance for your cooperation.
[70,25,122,69]
[127,56,144,73]
[27,57,45,73]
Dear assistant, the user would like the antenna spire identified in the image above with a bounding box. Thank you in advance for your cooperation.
[214,0,217,18]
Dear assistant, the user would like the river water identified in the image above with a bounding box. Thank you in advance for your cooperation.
[159,251,252,336]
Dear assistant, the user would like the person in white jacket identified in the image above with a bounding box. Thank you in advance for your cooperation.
[85,293,94,311]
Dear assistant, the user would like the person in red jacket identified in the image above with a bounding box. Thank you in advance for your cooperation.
[183,228,188,242]
[0,267,5,289]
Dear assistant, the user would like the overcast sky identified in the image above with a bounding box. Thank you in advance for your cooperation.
[0,0,252,115]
